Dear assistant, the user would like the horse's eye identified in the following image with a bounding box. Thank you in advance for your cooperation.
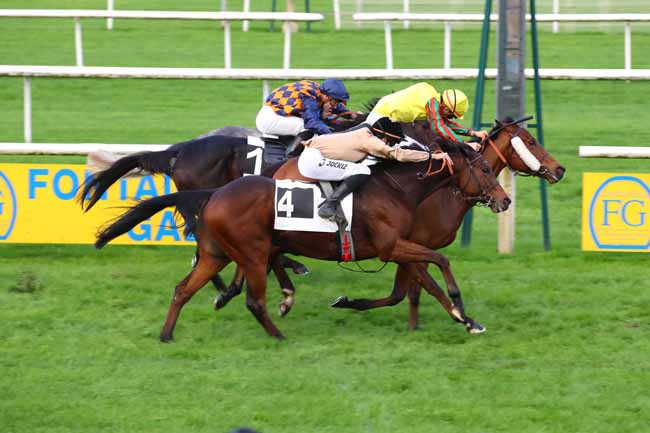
[482,164,490,173]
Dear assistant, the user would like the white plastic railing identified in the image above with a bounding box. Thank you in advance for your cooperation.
[352,13,650,70]
[0,9,324,69]
[3,65,650,145]
[579,146,650,158]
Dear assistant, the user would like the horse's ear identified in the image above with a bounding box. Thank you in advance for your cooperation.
[494,119,502,126]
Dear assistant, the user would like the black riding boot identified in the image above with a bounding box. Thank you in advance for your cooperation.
[285,130,314,157]
[318,174,369,222]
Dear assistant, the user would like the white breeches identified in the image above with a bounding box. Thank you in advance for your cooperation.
[298,147,371,181]
[255,106,305,136]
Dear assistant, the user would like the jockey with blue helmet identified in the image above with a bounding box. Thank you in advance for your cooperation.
[255,78,353,138]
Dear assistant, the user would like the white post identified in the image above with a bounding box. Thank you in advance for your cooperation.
[220,0,227,27]
[444,22,452,69]
[283,25,291,69]
[74,17,84,67]
[356,0,363,28]
[263,80,270,103]
[384,21,393,70]
[223,21,232,69]
[242,0,250,32]
[624,22,632,70]
[24,77,32,143]
[107,0,114,30]
[497,170,516,253]
[403,0,409,30]
[552,0,559,33]
[333,0,341,30]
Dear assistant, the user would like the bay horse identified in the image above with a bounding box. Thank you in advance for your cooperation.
[216,116,565,330]
[94,130,511,340]
[326,116,566,329]
[78,116,365,287]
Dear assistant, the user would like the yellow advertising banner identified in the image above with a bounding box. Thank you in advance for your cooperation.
[0,163,193,245]
[582,172,649,252]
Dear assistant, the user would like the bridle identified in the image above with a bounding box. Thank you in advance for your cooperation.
[484,116,560,182]
[450,152,502,206]
[417,148,500,207]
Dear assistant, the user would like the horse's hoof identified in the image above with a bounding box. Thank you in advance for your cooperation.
[330,295,348,308]
[159,334,173,343]
[466,322,486,334]
[291,264,310,275]
[278,302,292,317]
[214,295,227,310]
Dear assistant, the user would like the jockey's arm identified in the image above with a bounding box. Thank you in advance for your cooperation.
[428,99,464,143]
[302,97,333,135]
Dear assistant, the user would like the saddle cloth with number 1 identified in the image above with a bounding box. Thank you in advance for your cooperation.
[273,179,353,232]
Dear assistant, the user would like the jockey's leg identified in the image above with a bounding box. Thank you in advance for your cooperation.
[317,174,369,222]
[255,106,304,136]
[297,147,371,222]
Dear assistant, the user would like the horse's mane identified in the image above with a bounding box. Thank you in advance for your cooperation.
[361,97,381,113]
[489,116,514,133]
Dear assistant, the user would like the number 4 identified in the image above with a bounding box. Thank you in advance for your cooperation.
[278,190,294,217]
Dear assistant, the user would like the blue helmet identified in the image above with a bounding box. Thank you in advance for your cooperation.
[320,78,349,101]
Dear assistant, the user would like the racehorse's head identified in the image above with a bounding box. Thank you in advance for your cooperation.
[488,117,566,184]
[436,138,511,213]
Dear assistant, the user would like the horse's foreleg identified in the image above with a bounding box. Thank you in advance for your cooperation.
[382,239,484,334]
[214,265,245,310]
[270,256,297,317]
[244,263,285,340]
[431,256,485,334]
[160,253,228,342]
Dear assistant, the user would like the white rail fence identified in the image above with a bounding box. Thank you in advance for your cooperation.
[579,146,650,158]
[353,13,650,70]
[0,9,324,69]
[2,65,650,145]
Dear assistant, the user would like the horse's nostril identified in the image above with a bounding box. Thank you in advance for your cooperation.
[503,197,512,209]
[556,166,566,180]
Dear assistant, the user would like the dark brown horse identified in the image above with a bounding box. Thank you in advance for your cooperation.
[94,131,511,340]
[325,117,566,329]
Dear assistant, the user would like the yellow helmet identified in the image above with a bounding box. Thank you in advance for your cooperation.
[441,89,469,119]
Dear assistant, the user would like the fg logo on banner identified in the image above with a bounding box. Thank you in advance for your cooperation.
[582,173,649,252]
[0,171,18,240]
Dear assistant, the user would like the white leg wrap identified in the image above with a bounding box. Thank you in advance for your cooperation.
[255,105,305,136]
[298,147,371,181]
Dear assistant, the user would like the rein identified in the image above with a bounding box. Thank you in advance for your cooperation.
[416,151,454,180]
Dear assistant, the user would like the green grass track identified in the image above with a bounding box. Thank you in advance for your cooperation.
[0,2,649,432]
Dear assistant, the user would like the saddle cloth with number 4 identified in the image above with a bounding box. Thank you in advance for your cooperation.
[273,179,353,232]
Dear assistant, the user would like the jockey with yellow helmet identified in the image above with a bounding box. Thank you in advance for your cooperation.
[367,82,487,151]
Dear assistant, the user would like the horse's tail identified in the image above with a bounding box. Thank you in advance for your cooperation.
[95,190,215,249]
[79,147,180,212]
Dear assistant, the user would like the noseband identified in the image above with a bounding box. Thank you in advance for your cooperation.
[485,116,557,181]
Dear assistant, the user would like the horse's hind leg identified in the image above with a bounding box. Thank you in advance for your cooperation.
[160,252,229,342]
[407,284,422,331]
[279,254,310,275]
[330,278,407,311]
[270,256,297,317]
[244,263,284,339]
[214,265,245,310]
